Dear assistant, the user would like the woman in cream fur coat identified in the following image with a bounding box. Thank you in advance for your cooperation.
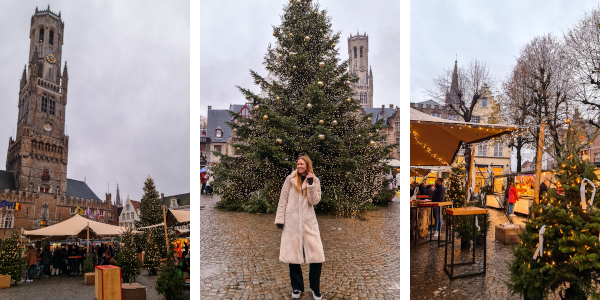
[275,155,325,300]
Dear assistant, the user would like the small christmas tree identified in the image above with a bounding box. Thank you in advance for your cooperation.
[0,230,23,283]
[508,131,600,299]
[444,164,467,207]
[143,228,161,276]
[212,0,397,215]
[117,228,140,283]
[155,249,184,300]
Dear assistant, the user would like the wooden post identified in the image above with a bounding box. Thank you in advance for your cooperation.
[163,205,169,252]
[20,228,23,256]
[87,223,90,255]
[466,147,476,194]
[534,122,546,204]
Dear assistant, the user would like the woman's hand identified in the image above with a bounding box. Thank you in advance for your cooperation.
[307,172,314,178]
[276,223,283,230]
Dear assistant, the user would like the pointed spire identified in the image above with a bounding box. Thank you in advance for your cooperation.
[62,61,68,78]
[21,65,27,81]
[446,57,460,105]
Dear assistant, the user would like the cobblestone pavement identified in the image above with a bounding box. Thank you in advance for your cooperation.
[0,270,190,299]
[201,194,400,300]
[410,208,535,299]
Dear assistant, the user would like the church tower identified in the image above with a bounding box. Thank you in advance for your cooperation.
[445,59,460,106]
[115,184,122,207]
[6,6,69,196]
[348,31,373,108]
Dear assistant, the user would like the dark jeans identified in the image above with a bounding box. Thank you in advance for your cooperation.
[289,263,322,293]
[201,183,206,193]
[28,265,36,280]
[433,207,443,232]
[43,264,50,275]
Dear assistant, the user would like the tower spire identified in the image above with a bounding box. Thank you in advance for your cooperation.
[446,58,460,105]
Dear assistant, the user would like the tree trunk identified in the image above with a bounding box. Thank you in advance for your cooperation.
[516,137,523,172]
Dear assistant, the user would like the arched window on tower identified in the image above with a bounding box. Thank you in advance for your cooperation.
[41,95,48,113]
[360,46,363,58]
[364,94,368,104]
[3,210,13,229]
[49,30,54,45]
[353,47,357,59]
[39,28,44,43]
[49,98,56,116]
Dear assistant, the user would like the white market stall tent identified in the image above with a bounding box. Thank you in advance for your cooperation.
[23,214,127,241]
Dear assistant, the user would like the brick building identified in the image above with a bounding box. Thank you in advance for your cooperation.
[0,7,115,238]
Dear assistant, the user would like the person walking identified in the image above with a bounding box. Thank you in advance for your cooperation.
[275,155,325,300]
[431,178,446,237]
[26,245,38,282]
[201,171,207,194]
[508,182,519,217]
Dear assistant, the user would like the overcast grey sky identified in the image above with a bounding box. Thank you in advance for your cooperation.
[0,1,190,201]
[200,0,399,115]
[410,1,600,104]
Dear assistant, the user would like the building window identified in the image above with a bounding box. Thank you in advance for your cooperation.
[100,210,105,216]
[477,144,487,156]
[39,28,44,42]
[40,220,47,229]
[360,46,363,58]
[49,30,54,45]
[431,113,441,118]
[3,212,13,229]
[201,130,206,136]
[471,116,480,123]
[494,143,503,157]
[354,47,357,58]
[214,145,222,153]
[448,114,457,121]
[240,106,251,118]
[41,96,48,113]
[49,100,56,115]
[201,144,205,151]
[70,207,76,214]
[215,129,223,138]
[481,97,487,107]
[595,152,600,162]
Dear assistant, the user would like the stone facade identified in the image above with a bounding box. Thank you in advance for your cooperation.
[119,197,140,230]
[0,189,114,238]
[7,6,69,196]
[348,32,373,108]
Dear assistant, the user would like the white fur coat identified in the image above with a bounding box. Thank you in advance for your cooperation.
[274,171,325,264]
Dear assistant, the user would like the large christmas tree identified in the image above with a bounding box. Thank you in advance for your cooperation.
[117,227,140,283]
[0,230,22,283]
[213,0,396,215]
[508,131,600,299]
[143,228,161,276]
[134,175,168,257]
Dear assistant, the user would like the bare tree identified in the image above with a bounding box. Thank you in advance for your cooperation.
[564,6,600,128]
[425,58,498,122]
[499,60,536,172]
[200,114,207,129]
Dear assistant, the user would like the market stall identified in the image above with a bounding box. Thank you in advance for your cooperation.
[489,171,556,215]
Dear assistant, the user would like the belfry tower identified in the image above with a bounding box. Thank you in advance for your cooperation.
[5,6,69,196]
[348,31,373,108]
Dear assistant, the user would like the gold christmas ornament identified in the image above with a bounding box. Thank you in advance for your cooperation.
[367,117,372,122]
[332,120,338,125]
[389,148,394,152]
[255,80,259,84]
[289,33,294,37]
[273,32,276,36]
[346,98,352,103]
[318,134,325,140]
[345,81,350,86]
[278,53,283,59]
[254,105,260,110]
[293,65,297,69]
[276,96,280,101]
[232,128,238,133]
[276,138,282,144]
[293,17,296,20]
[332,43,336,47]
[306,103,313,109]
[369,140,376,146]
[236,147,241,151]
[319,120,324,125]
[318,81,324,87]
[263,115,269,120]
[314,11,318,14]
[296,0,301,4]
[279,84,283,87]
[368,132,373,136]
[319,61,324,67]
[304,36,310,42]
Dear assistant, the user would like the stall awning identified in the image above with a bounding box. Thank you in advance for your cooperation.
[410,108,519,166]
[167,209,190,227]
[23,214,127,241]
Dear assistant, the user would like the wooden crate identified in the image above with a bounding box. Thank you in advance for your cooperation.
[495,224,524,244]
[122,283,146,300]
[95,265,122,300]
[0,275,10,289]
[84,272,95,285]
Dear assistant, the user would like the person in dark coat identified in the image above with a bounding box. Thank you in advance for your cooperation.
[41,245,52,277]
[51,246,63,276]
[431,178,446,237]
[426,185,435,199]
[419,183,427,196]
[540,180,549,197]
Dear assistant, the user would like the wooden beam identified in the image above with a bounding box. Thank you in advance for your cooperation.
[534,122,546,204]
[163,205,169,253]
[466,147,476,194]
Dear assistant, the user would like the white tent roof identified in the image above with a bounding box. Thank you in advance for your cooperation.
[23,214,127,241]
[167,209,190,226]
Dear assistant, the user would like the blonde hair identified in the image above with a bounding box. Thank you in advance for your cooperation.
[292,155,314,194]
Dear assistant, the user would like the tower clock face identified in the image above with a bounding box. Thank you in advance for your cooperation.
[360,65,366,72]
[43,122,52,132]
[46,53,56,64]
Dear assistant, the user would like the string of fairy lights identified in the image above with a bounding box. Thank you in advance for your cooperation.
[212,0,398,215]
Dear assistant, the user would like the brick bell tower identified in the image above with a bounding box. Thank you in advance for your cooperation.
[6,6,69,197]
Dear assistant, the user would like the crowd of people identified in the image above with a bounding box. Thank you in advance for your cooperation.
[201,171,215,196]
[24,243,93,282]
